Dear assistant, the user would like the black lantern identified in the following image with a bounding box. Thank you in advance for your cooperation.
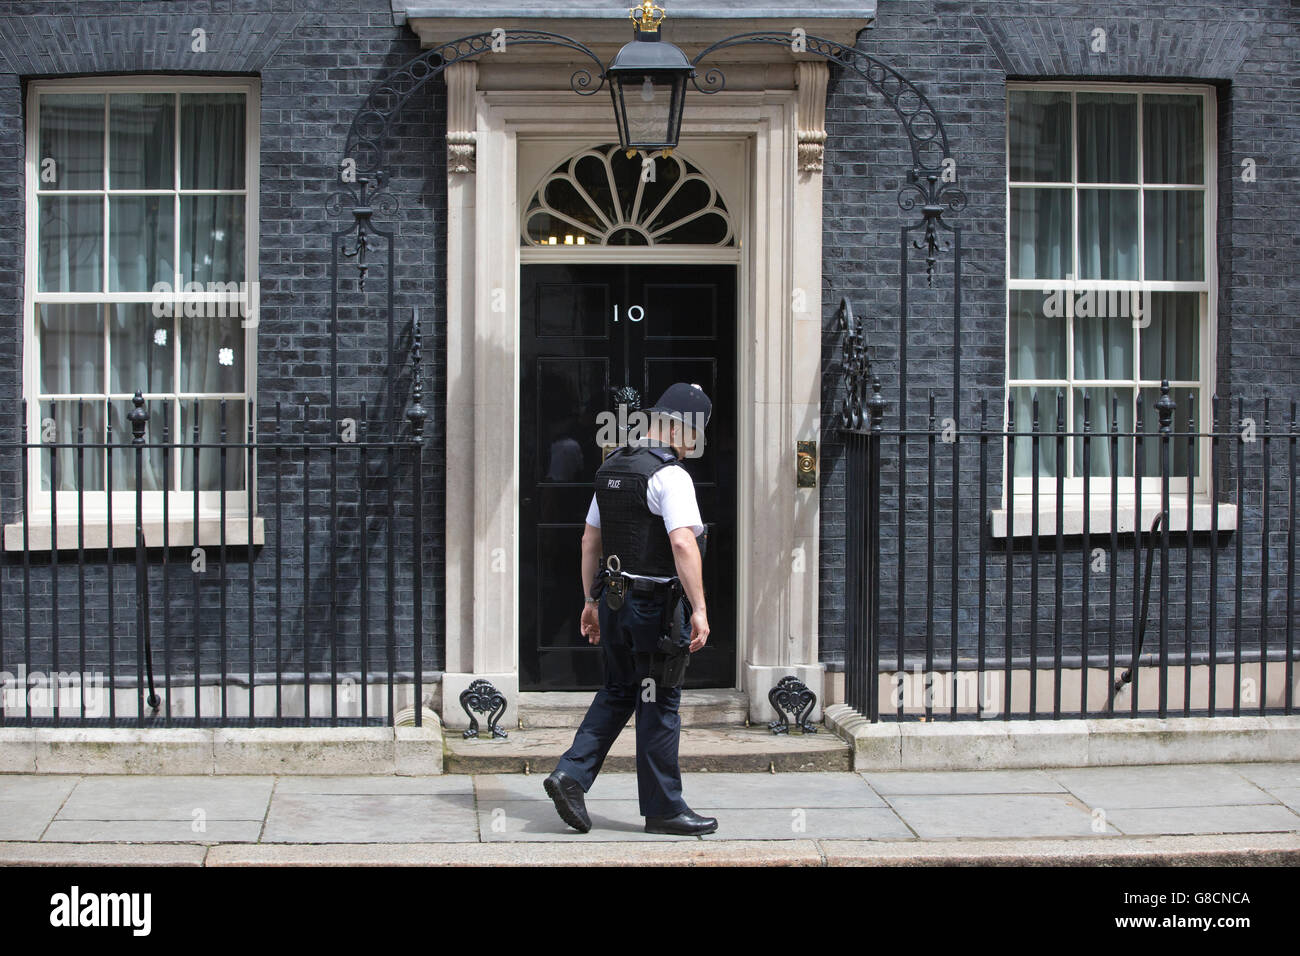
[606,2,695,154]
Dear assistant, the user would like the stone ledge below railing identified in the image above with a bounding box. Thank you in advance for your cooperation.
[0,719,444,775]
[823,707,1300,772]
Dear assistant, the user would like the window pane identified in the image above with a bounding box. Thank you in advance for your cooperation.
[180,93,246,190]
[1008,291,1065,379]
[180,400,246,491]
[181,195,245,284]
[525,212,600,246]
[1144,190,1204,281]
[1077,188,1138,280]
[38,400,105,492]
[1010,188,1071,279]
[39,303,102,395]
[109,195,174,291]
[109,92,174,190]
[38,196,103,292]
[1139,387,1200,478]
[108,399,168,491]
[110,303,174,394]
[1076,92,1137,183]
[38,94,104,191]
[1143,94,1203,185]
[1009,388,1060,479]
[1140,292,1200,381]
[1008,90,1070,182]
[1073,308,1135,380]
[542,177,607,232]
[1073,387,1134,477]
[179,315,244,393]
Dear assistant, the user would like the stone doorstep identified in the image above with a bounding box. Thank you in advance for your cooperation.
[516,689,749,729]
[444,725,852,774]
[824,706,1300,772]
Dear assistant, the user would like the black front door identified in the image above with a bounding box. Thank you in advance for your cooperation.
[519,263,737,690]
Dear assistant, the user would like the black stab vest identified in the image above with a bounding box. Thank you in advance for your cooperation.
[594,445,682,577]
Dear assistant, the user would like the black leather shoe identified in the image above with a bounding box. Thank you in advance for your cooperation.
[543,770,591,833]
[645,809,718,835]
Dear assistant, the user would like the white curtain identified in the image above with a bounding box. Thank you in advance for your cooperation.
[37,91,246,493]
[1009,91,1202,480]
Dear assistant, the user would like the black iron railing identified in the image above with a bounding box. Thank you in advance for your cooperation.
[0,371,434,729]
[837,374,1298,722]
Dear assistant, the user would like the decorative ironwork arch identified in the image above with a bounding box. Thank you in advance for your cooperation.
[326,28,966,437]
[343,31,607,180]
[690,32,967,288]
[689,32,969,439]
[327,31,606,436]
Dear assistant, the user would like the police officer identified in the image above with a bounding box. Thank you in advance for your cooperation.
[543,383,717,836]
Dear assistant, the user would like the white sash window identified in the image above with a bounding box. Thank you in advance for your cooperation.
[21,77,259,540]
[1005,83,1216,498]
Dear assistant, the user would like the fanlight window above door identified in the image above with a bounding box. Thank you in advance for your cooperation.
[523,144,734,247]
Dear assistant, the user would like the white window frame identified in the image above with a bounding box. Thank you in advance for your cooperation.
[997,80,1230,536]
[11,75,261,550]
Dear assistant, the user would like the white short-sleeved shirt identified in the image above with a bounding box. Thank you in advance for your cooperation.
[585,454,704,582]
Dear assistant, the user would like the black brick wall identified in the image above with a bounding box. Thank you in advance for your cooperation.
[0,0,448,698]
[0,0,1295,701]
[818,0,1300,675]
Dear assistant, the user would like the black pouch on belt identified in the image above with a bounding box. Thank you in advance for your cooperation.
[654,579,690,688]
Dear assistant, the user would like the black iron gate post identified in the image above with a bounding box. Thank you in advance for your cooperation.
[407,311,428,727]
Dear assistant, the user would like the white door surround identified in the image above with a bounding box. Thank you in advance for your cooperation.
[438,51,831,728]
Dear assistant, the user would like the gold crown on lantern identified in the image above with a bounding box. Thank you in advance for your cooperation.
[629,0,667,32]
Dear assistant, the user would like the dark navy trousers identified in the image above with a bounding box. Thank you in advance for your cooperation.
[554,588,690,819]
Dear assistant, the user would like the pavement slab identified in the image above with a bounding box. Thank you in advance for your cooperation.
[0,776,81,802]
[42,820,264,843]
[1102,804,1300,836]
[475,772,641,803]
[697,806,913,840]
[260,792,479,843]
[0,776,79,841]
[1228,762,1300,791]
[1271,787,1300,813]
[0,800,62,841]
[862,769,1066,795]
[1049,763,1281,809]
[57,775,274,821]
[273,775,474,796]
[479,799,700,841]
[884,793,1115,839]
[685,771,887,808]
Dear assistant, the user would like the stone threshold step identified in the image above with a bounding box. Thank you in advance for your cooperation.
[515,689,749,729]
[445,725,849,774]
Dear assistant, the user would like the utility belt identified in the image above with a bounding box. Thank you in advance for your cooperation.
[595,555,678,608]
[595,556,692,688]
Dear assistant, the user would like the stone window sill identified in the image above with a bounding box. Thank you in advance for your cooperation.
[3,515,265,552]
[989,499,1237,539]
